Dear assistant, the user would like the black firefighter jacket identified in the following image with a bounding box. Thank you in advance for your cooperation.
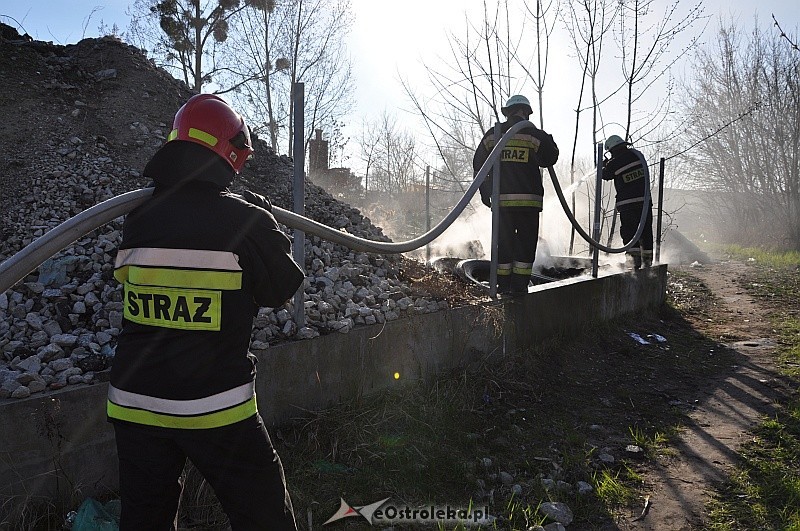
[108,145,304,430]
[474,115,560,210]
[602,147,650,210]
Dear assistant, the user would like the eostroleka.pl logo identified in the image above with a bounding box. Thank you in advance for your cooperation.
[323,498,493,526]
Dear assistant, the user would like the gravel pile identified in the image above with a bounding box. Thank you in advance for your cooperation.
[0,29,455,400]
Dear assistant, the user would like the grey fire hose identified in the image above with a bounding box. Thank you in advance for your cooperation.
[545,148,652,254]
[0,123,522,293]
[0,121,651,294]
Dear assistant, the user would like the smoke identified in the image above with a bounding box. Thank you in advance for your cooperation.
[356,167,710,273]
[408,197,491,261]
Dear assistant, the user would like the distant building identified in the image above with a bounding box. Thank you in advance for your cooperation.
[307,128,361,196]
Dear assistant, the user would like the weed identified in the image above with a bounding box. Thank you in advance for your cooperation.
[593,468,637,507]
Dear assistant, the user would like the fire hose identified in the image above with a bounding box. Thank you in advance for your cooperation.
[0,121,652,295]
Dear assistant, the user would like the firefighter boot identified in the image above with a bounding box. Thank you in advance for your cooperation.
[642,249,653,268]
[625,251,642,270]
[510,273,530,296]
[497,274,512,295]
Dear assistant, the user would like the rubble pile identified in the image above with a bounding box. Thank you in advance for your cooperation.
[0,24,462,399]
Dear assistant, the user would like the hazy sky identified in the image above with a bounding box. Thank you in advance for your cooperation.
[3,0,798,167]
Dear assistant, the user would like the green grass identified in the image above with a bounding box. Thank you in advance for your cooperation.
[707,402,800,531]
[593,467,641,507]
[713,244,800,268]
[706,259,800,531]
[627,425,672,458]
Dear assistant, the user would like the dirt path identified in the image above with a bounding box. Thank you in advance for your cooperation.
[617,261,797,530]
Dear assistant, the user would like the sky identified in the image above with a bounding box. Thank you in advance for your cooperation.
[3,0,798,170]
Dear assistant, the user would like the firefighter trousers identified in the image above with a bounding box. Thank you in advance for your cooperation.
[113,413,296,531]
[497,208,540,293]
[618,202,654,268]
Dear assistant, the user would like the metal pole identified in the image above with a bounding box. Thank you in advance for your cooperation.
[425,165,431,264]
[591,142,603,278]
[292,82,305,328]
[568,168,576,256]
[489,122,501,298]
[656,157,665,263]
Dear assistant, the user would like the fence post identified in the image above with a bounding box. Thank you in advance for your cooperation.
[656,157,665,263]
[591,142,603,278]
[425,165,431,264]
[292,83,305,328]
[489,123,501,298]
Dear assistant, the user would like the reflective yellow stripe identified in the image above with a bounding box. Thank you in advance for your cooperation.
[124,282,222,331]
[615,161,641,175]
[616,197,645,208]
[499,200,543,208]
[107,396,257,429]
[167,128,178,141]
[126,266,241,290]
[188,128,218,147]
[497,269,512,276]
[499,194,542,201]
[505,139,538,149]
[109,382,254,415]
[513,267,533,275]
[485,133,541,151]
[116,248,241,271]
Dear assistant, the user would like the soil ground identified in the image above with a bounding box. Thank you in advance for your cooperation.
[612,260,797,530]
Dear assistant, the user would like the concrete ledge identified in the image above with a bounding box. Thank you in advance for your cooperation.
[0,265,666,514]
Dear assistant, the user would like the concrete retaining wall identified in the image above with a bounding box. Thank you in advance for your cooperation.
[0,266,666,516]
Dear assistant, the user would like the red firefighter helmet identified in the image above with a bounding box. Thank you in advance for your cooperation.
[167,94,253,173]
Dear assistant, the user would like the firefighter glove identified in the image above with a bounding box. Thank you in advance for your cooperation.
[241,189,273,212]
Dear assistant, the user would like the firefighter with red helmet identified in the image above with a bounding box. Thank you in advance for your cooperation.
[109,94,303,530]
[602,134,654,269]
[473,95,560,295]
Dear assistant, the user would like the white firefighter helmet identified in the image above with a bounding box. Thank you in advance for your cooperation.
[604,134,629,151]
[501,95,533,117]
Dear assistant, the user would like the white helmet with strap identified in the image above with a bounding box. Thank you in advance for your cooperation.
[501,95,533,117]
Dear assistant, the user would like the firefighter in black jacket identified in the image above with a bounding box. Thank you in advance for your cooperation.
[602,134,654,269]
[473,95,559,294]
[109,94,304,530]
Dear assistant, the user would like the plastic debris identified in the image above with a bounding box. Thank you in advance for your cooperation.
[627,332,650,345]
[70,498,120,530]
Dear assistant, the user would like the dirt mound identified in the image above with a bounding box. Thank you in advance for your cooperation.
[0,21,393,246]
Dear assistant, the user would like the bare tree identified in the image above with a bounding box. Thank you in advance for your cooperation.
[681,18,800,248]
[127,0,245,92]
[398,0,549,194]
[283,0,354,155]
[524,0,560,128]
[214,0,353,157]
[359,111,419,194]
[357,117,380,197]
[772,14,799,53]
[221,0,290,150]
[562,0,616,251]
[614,0,707,140]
